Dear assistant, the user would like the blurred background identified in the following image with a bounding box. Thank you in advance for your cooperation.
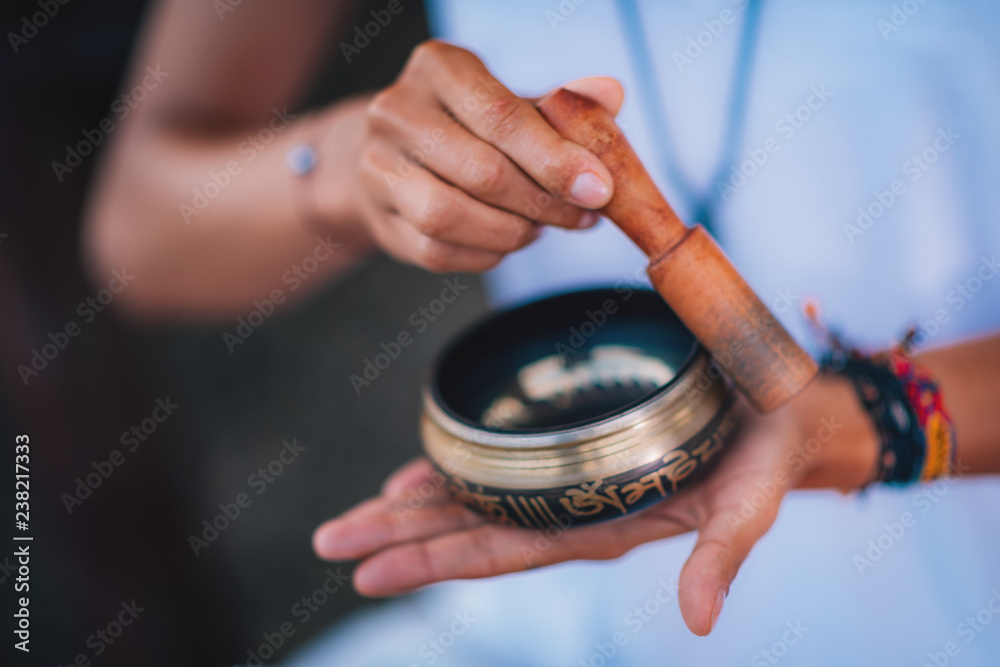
[0,1,470,664]
[6,1,1000,665]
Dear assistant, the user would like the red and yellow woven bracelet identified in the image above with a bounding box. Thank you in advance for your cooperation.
[883,343,957,482]
[807,303,957,485]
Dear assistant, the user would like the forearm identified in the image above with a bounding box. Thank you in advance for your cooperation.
[917,334,1000,474]
[83,96,375,321]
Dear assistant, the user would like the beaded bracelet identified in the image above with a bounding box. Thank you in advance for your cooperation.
[806,305,957,485]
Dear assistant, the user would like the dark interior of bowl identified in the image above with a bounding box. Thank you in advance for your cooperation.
[432,288,698,433]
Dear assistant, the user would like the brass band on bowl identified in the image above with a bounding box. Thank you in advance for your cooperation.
[421,288,739,529]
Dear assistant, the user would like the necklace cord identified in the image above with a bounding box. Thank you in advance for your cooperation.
[614,0,764,236]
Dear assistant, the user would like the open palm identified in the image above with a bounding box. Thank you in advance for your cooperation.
[313,391,861,635]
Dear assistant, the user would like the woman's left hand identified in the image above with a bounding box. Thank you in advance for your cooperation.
[313,377,876,635]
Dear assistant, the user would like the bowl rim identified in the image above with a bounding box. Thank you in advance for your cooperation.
[423,287,706,448]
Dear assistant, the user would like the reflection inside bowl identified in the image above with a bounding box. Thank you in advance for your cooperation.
[481,345,678,430]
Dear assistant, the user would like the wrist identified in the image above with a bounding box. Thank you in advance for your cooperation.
[295,95,375,245]
[789,373,879,491]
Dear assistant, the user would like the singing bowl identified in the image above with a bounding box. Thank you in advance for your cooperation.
[421,288,739,529]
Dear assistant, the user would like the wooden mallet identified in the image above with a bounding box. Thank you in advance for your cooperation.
[538,89,817,412]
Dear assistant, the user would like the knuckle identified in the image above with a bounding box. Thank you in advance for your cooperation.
[366,89,399,129]
[495,216,537,253]
[358,144,381,174]
[415,238,456,273]
[411,39,445,65]
[461,153,506,197]
[511,218,540,249]
[479,97,527,142]
[532,153,569,195]
[408,40,457,77]
[411,192,452,238]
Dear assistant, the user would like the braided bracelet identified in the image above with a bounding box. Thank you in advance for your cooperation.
[808,307,957,485]
[883,347,957,482]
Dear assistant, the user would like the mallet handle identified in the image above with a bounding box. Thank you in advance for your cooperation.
[538,89,817,412]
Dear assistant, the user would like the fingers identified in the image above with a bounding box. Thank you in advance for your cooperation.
[354,40,619,272]
[315,463,694,596]
[373,211,508,273]
[314,459,458,560]
[314,469,697,599]
[366,92,589,229]
[314,500,486,562]
[360,139,543,254]
[406,41,614,209]
[676,404,795,636]
[677,507,779,637]
[352,507,692,597]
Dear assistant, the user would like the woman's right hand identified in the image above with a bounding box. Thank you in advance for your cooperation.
[341,40,623,273]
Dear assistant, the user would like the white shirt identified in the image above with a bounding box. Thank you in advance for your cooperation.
[290,2,1000,664]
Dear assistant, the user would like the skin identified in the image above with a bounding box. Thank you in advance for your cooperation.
[85,0,1000,638]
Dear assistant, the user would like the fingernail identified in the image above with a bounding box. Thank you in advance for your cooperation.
[576,211,600,229]
[569,171,611,208]
[710,588,726,632]
[314,522,368,559]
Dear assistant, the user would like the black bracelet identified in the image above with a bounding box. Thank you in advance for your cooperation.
[821,354,925,486]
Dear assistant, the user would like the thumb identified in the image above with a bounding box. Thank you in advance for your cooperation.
[678,496,781,636]
[544,76,625,117]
